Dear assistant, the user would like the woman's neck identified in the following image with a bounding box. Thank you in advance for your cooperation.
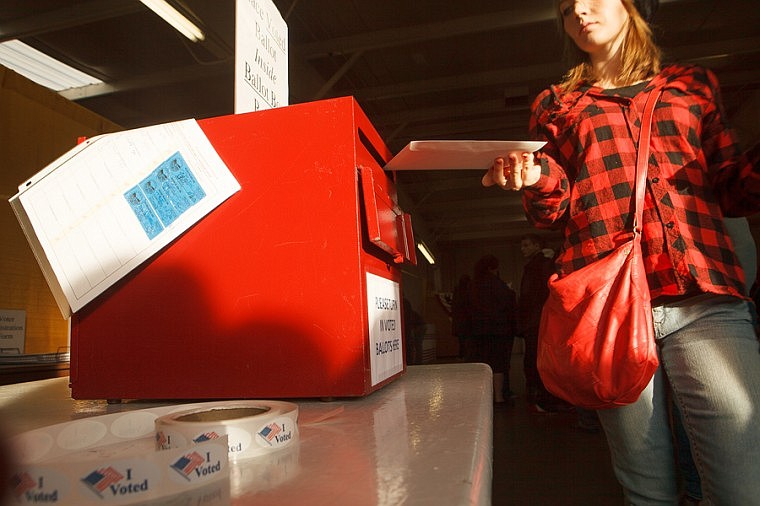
[591,52,623,88]
[589,26,627,88]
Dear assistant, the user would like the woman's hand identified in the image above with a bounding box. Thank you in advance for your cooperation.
[482,152,540,190]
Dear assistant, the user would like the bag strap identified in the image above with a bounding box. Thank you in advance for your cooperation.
[633,87,663,237]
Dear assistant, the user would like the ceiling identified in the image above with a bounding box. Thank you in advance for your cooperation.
[2,0,759,253]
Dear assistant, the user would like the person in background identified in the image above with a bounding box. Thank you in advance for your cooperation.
[451,274,473,360]
[517,234,564,412]
[481,0,760,503]
[469,254,518,404]
[521,237,599,424]
[403,298,426,365]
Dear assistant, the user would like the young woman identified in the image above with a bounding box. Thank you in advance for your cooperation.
[482,0,760,503]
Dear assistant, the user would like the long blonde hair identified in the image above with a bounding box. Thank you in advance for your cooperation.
[557,0,661,92]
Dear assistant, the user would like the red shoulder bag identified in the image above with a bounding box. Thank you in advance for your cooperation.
[536,88,661,410]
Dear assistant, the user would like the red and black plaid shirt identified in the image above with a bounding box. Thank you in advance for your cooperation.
[525,64,760,300]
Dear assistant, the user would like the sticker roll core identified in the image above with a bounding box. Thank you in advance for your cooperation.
[155,401,299,462]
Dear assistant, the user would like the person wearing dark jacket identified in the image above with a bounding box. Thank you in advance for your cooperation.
[517,234,561,412]
[451,274,473,360]
[469,254,517,404]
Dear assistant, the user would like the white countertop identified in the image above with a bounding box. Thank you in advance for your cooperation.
[0,363,493,505]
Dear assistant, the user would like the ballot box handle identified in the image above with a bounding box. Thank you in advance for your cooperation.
[358,165,415,264]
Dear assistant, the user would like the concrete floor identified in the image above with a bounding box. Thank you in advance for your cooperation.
[477,349,624,504]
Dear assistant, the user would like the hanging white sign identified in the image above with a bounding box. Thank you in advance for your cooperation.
[234,0,288,113]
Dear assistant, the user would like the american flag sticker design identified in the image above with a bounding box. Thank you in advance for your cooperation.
[193,431,220,443]
[11,472,36,497]
[257,422,281,445]
[156,430,168,449]
[170,451,205,481]
[81,466,124,497]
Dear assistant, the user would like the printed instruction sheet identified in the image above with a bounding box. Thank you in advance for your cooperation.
[10,119,240,318]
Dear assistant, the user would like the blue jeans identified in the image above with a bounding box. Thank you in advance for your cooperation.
[596,294,760,505]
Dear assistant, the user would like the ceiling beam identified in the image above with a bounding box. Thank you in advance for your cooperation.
[438,224,549,243]
[398,174,493,193]
[59,60,232,100]
[373,98,527,126]
[417,196,525,214]
[293,6,557,59]
[388,116,529,139]
[0,0,142,42]
[353,63,563,102]
[665,36,760,63]
[429,214,530,232]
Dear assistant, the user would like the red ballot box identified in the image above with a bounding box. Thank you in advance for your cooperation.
[69,97,416,400]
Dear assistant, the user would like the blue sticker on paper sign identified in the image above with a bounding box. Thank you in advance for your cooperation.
[125,152,206,239]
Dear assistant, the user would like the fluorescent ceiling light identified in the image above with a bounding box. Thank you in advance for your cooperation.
[140,0,205,42]
[0,40,103,92]
[417,242,436,265]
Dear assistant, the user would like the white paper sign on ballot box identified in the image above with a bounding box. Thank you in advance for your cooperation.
[8,119,240,318]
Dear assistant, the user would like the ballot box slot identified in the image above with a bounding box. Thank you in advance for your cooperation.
[357,128,390,171]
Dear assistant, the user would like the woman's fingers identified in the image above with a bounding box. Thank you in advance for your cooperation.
[482,157,507,187]
[482,152,537,190]
[508,153,522,189]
